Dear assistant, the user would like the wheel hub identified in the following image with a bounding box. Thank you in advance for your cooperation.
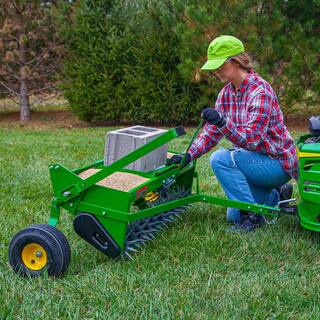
[21,243,48,271]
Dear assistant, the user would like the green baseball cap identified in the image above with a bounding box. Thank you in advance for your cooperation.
[201,35,245,71]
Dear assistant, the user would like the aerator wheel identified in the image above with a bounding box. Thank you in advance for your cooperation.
[8,224,71,277]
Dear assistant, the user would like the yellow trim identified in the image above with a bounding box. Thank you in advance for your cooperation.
[144,191,159,202]
[21,243,48,271]
[298,151,320,158]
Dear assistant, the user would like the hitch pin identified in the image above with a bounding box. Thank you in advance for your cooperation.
[277,198,296,207]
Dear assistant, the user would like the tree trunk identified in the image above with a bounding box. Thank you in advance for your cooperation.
[19,32,30,123]
[20,77,30,122]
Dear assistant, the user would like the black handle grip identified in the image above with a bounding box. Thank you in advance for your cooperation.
[175,126,186,136]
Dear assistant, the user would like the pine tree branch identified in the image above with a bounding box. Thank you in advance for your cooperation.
[9,0,22,15]
[0,80,19,96]
[28,83,59,96]
[2,62,20,80]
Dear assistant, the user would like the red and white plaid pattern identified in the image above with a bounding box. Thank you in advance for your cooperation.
[188,70,299,180]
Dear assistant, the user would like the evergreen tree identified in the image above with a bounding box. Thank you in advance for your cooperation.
[59,0,320,124]
[0,0,63,122]
[173,0,320,115]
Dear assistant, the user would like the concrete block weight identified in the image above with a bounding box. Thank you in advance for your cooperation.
[104,126,168,172]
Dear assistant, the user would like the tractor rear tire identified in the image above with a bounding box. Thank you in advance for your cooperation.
[8,224,71,277]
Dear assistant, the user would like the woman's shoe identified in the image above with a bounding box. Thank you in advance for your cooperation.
[277,183,293,201]
[226,212,266,233]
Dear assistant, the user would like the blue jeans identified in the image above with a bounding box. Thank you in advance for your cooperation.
[209,147,291,223]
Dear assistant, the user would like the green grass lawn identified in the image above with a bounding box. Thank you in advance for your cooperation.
[0,125,319,319]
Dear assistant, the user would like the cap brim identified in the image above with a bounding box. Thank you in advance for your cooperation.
[200,57,227,71]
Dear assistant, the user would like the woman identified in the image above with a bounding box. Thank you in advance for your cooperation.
[171,35,298,232]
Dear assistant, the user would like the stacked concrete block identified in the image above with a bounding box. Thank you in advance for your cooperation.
[104,125,168,172]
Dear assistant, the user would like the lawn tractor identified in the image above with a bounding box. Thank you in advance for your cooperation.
[8,116,320,277]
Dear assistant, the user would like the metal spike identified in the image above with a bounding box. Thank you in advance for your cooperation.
[154,225,165,231]
[145,228,160,233]
[126,241,142,250]
[173,208,185,213]
[124,251,133,260]
[142,234,153,241]
[163,217,176,222]
[126,246,138,253]
[144,232,156,239]
[161,223,170,229]
[127,239,144,245]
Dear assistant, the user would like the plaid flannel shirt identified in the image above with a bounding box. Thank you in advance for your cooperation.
[188,70,299,180]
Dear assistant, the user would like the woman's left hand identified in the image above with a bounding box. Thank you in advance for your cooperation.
[201,107,226,127]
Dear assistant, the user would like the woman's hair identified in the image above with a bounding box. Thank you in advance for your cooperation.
[229,52,254,72]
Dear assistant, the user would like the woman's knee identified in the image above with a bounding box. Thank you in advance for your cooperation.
[209,148,230,171]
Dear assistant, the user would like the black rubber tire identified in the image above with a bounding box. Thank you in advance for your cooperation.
[33,224,71,272]
[8,224,71,277]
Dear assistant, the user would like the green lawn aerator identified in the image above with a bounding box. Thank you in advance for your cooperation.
[8,117,320,277]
